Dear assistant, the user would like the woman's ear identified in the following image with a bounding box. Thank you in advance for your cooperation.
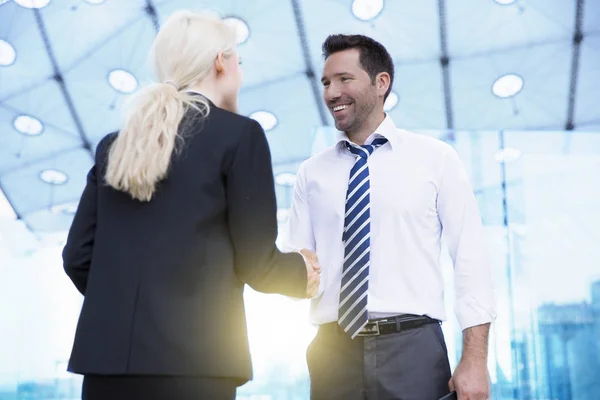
[215,52,225,74]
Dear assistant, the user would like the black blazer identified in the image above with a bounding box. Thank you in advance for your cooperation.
[62,99,307,384]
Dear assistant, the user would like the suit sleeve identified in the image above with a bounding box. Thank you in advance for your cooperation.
[226,119,307,297]
[62,137,109,295]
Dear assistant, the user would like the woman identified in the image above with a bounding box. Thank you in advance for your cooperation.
[62,10,319,400]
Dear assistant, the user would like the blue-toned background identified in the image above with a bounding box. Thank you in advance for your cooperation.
[1,0,599,399]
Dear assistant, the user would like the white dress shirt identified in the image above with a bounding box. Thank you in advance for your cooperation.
[283,115,496,330]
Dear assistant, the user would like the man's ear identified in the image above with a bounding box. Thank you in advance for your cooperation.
[215,52,225,74]
[376,72,391,97]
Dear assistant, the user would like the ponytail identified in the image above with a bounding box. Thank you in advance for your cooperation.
[104,84,208,201]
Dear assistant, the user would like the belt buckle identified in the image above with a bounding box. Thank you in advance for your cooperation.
[357,321,380,337]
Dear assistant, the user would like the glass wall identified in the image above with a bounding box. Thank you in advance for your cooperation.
[1,129,599,399]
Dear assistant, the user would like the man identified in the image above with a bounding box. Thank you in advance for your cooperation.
[284,34,496,400]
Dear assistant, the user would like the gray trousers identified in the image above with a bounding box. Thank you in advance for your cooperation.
[306,321,452,400]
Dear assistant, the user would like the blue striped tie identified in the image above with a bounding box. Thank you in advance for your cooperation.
[338,137,388,339]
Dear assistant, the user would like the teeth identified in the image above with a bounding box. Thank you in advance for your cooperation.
[333,105,349,112]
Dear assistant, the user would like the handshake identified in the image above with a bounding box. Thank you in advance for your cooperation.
[299,249,321,298]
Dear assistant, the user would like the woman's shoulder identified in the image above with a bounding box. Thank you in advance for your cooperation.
[95,132,118,156]
[90,132,119,171]
[205,105,257,130]
[184,105,262,144]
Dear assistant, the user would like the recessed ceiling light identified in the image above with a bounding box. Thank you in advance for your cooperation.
[14,115,44,136]
[84,0,106,4]
[383,91,399,111]
[494,147,522,163]
[494,0,517,5]
[0,39,16,66]
[108,69,138,94]
[250,111,278,131]
[40,169,68,185]
[352,0,384,21]
[223,17,250,45]
[492,73,524,98]
[275,172,296,187]
[14,0,51,9]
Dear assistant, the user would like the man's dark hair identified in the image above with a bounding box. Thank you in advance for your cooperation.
[322,34,394,100]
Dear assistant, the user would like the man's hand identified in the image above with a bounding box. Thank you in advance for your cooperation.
[448,358,490,400]
[449,323,491,400]
[300,249,321,298]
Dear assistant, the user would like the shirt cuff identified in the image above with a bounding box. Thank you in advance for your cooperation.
[455,295,497,330]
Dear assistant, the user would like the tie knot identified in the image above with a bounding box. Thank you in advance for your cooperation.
[346,138,388,159]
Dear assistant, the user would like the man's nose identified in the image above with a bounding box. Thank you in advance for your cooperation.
[325,84,341,104]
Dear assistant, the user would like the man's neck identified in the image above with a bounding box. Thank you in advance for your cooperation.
[346,110,386,145]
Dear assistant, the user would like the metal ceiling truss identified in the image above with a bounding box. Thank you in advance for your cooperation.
[437,0,454,134]
[565,0,585,131]
[290,0,330,126]
[144,0,160,33]
[33,8,93,155]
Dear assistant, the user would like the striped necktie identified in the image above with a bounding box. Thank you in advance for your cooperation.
[338,137,388,339]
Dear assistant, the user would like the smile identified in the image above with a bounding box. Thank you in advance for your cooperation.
[333,104,350,112]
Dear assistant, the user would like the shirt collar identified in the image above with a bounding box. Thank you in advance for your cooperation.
[185,90,215,106]
[336,114,401,152]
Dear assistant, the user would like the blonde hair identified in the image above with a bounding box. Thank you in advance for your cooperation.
[105,10,237,201]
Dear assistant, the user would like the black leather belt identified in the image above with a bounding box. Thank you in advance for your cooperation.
[321,314,439,337]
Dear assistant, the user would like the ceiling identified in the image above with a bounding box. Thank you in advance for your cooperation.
[0,0,599,231]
